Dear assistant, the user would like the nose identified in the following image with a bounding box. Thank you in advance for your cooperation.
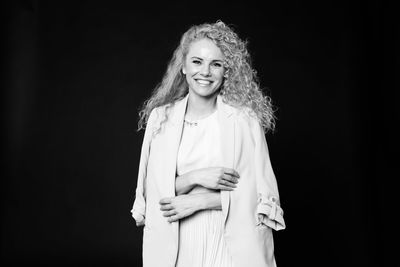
[200,64,211,77]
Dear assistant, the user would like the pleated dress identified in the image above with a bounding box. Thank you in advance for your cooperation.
[175,110,233,267]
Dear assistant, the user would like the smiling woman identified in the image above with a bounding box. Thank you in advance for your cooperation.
[183,39,225,102]
[131,21,285,267]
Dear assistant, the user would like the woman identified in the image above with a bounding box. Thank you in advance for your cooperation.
[131,21,285,267]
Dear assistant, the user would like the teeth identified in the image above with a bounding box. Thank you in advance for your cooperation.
[196,80,211,85]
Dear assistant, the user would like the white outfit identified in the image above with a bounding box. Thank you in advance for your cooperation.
[131,95,285,267]
[176,110,233,267]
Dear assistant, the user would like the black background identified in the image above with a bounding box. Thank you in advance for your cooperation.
[1,0,393,266]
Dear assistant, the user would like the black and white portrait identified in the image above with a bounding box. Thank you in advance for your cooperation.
[1,1,389,266]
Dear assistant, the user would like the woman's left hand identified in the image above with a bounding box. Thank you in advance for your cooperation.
[159,194,204,222]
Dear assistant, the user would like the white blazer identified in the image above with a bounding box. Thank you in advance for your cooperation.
[131,94,285,267]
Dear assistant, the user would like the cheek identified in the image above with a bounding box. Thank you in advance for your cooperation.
[185,66,197,76]
[184,61,199,75]
[213,69,225,82]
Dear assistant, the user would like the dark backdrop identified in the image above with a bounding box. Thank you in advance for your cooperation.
[1,1,392,266]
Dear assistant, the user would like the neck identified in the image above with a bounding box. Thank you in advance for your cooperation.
[186,92,218,120]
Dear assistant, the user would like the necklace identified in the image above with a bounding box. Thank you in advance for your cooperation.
[184,109,217,127]
[184,119,198,127]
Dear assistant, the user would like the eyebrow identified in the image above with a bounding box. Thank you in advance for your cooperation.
[190,56,224,62]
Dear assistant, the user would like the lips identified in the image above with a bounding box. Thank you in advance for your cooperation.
[195,79,213,86]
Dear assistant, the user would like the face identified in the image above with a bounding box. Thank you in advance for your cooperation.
[182,38,225,99]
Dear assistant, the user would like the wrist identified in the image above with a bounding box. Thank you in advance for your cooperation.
[188,170,200,187]
[197,194,207,210]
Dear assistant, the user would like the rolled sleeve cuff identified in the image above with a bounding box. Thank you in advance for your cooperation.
[256,194,286,231]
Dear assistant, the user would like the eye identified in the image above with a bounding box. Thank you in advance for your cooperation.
[212,62,223,68]
[192,60,201,65]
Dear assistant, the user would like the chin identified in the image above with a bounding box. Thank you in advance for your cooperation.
[192,87,220,98]
[189,83,221,98]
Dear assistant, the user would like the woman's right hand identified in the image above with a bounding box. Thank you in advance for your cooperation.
[190,167,240,191]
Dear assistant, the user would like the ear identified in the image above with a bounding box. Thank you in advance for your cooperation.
[182,67,186,75]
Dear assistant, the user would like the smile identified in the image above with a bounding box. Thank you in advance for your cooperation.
[195,79,213,86]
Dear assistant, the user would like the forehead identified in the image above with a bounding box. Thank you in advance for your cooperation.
[187,38,224,60]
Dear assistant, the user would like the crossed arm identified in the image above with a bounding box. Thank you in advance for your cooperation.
[159,167,240,222]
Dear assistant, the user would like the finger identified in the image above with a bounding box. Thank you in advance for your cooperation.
[159,198,172,204]
[167,214,181,222]
[222,174,239,184]
[219,178,236,188]
[218,185,234,191]
[223,168,240,178]
[163,210,177,217]
[220,180,237,188]
[160,204,173,211]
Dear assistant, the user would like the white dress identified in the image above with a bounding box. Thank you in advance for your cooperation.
[176,110,233,267]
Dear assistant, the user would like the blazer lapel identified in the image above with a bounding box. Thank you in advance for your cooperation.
[163,95,189,197]
[217,95,235,225]
[160,95,188,257]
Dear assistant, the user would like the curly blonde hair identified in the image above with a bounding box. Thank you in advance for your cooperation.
[138,20,276,132]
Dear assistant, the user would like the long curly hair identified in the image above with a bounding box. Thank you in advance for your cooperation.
[138,20,276,132]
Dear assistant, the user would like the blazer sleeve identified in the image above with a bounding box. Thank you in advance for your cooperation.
[253,119,286,231]
[130,109,157,225]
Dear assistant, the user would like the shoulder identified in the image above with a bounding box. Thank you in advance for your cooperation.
[147,96,187,128]
[147,107,161,125]
[226,104,261,130]
[218,95,260,127]
[221,103,264,143]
